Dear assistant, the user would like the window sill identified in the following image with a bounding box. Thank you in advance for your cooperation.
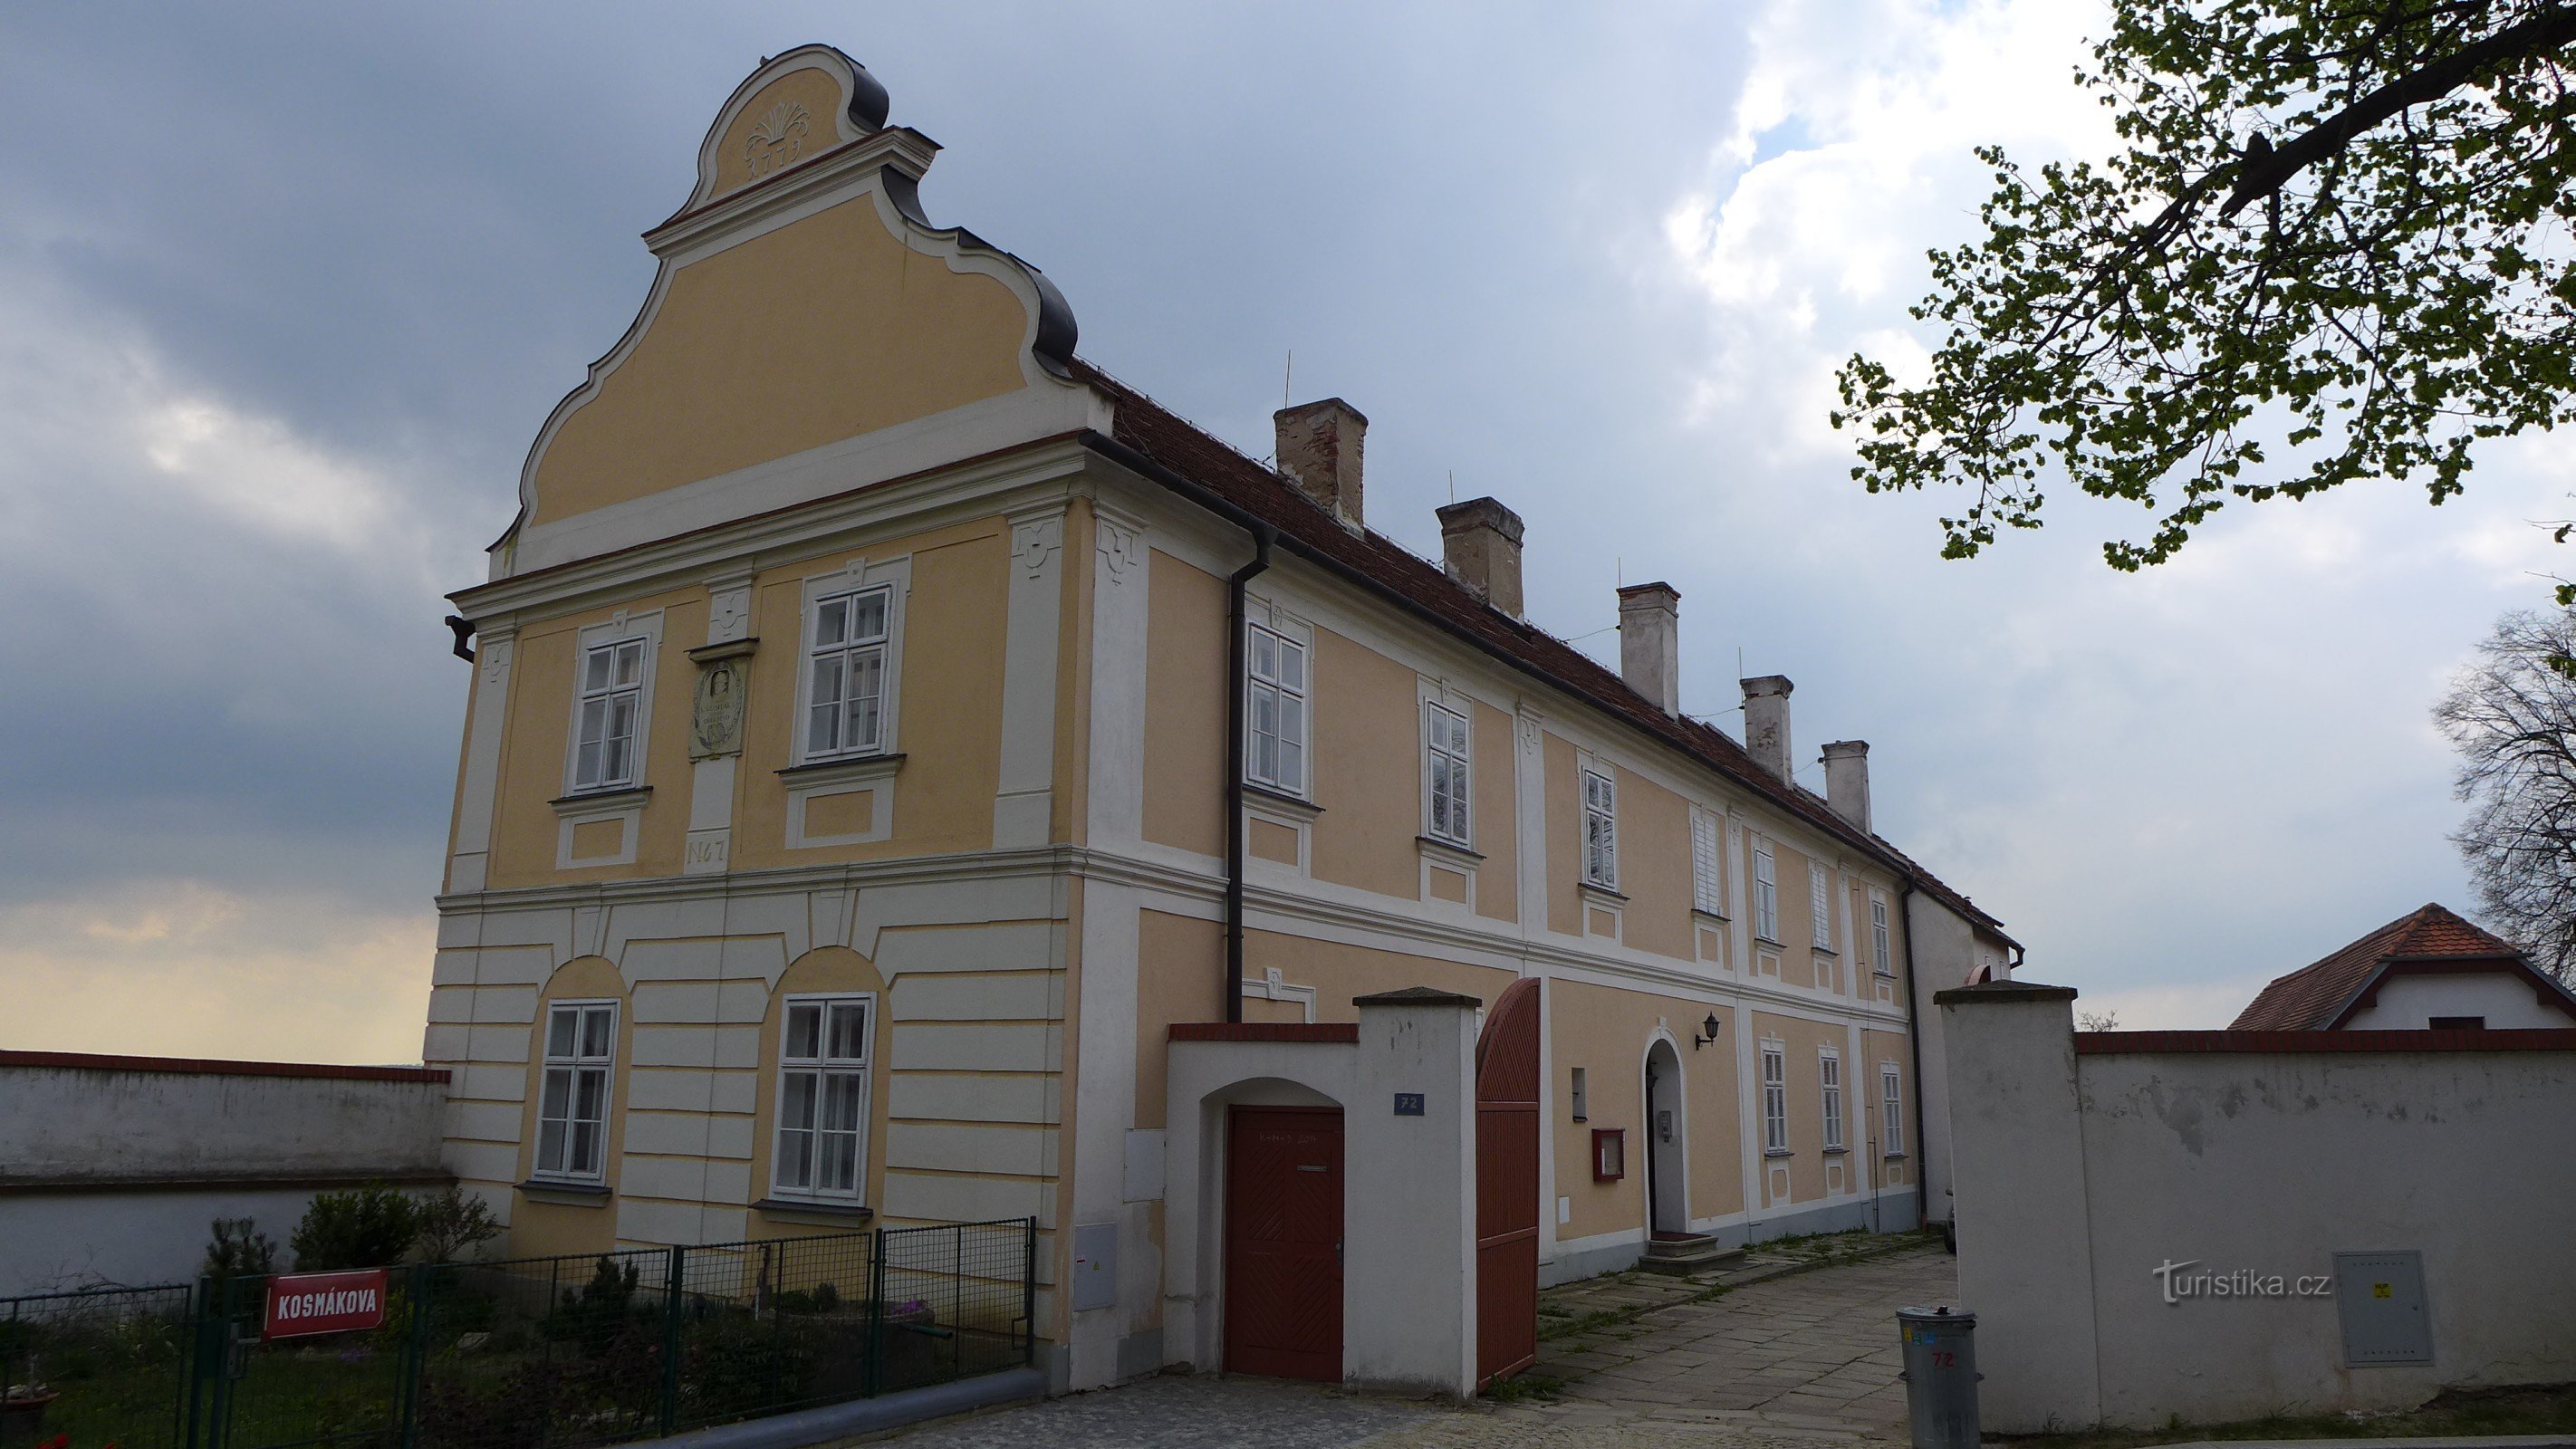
[1753,935,1785,949]
[550,786,652,817]
[753,1197,876,1225]
[1812,945,1839,958]
[1692,907,1729,926]
[1763,1147,1795,1158]
[517,1177,610,1206]
[1241,782,1321,819]
[1578,880,1628,903]
[1821,1146,1850,1156]
[779,752,906,787]
[1883,1152,1908,1162]
[1416,834,1483,866]
[1874,970,1898,980]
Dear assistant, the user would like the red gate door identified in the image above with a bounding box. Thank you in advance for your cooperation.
[1225,1106,1345,1380]
[1475,976,1542,1387]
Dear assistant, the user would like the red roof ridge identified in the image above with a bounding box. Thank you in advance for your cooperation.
[1072,357,2014,945]
[2231,902,2534,1031]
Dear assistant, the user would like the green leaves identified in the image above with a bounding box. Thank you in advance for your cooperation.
[1837,0,2576,569]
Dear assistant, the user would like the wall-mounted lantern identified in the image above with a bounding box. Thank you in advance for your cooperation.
[1691,1012,1723,1051]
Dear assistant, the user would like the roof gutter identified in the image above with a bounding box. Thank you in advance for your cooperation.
[1074,429,1982,926]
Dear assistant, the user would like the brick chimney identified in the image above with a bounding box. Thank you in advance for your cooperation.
[1437,496,1524,618]
[1822,740,1870,832]
[1275,398,1367,529]
[1617,582,1681,715]
[1742,675,1793,781]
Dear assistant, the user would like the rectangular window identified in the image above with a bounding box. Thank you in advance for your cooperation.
[804,586,892,760]
[1581,766,1618,888]
[1570,1067,1588,1123]
[1821,1051,1845,1151]
[535,1002,617,1181]
[1761,1043,1788,1154]
[1691,810,1724,916]
[774,995,873,1200]
[1423,701,1471,846]
[1810,863,1833,950]
[1870,895,1893,977]
[1881,1064,1906,1156]
[572,638,648,792]
[1753,840,1779,941]
[1245,624,1308,794]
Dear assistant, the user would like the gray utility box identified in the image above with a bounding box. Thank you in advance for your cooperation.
[2333,1251,2433,1367]
[1896,1305,1979,1449]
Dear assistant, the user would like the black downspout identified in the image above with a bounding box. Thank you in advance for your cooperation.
[1223,524,1275,1024]
[1898,880,1935,1227]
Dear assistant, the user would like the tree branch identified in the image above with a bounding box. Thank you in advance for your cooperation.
[2222,2,2576,216]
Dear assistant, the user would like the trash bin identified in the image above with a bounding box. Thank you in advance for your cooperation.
[1896,1304,1980,1449]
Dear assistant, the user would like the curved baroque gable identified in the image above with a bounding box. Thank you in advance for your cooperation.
[502,45,1081,571]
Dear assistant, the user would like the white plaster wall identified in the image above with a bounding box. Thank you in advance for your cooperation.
[0,1188,340,1296]
[0,1066,447,1184]
[1907,895,1976,1223]
[2075,1044,2576,1423]
[1345,1000,1480,1399]
[1946,984,2576,1429]
[2341,972,2576,1029]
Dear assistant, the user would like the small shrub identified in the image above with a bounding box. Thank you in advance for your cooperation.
[411,1187,501,1264]
[291,1184,421,1271]
[204,1217,277,1283]
[548,1256,642,1351]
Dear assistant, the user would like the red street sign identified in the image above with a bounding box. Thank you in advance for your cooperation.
[263,1269,389,1340]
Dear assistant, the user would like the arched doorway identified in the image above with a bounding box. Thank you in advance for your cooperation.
[1642,1039,1687,1238]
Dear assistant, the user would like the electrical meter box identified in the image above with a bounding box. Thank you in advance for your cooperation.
[2332,1250,2433,1367]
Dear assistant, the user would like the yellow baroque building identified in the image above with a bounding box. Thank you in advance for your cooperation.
[424,44,2017,1394]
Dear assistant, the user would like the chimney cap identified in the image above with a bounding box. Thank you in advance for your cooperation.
[1437,495,1523,543]
[1617,581,1681,607]
[1821,739,1869,758]
[1742,674,1794,698]
[1274,395,1369,427]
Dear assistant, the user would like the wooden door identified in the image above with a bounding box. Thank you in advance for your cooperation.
[1224,1106,1344,1381]
[1475,976,1542,1387]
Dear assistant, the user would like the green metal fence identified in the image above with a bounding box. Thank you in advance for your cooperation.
[0,1220,1036,1449]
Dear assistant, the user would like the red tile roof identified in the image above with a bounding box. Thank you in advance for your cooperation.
[2230,903,2526,1031]
[1072,360,2014,945]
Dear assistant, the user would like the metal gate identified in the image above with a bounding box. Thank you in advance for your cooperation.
[1474,976,1541,1387]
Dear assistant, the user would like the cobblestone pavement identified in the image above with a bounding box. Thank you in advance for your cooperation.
[878,1372,1439,1447]
[875,1236,1953,1449]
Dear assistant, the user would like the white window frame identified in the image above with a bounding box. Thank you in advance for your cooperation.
[1691,809,1725,916]
[534,1000,618,1183]
[1581,765,1619,889]
[1752,840,1779,942]
[1870,892,1894,977]
[562,613,663,797]
[1761,1041,1789,1155]
[1820,1049,1846,1152]
[1881,1062,1906,1157]
[792,556,911,767]
[1422,699,1472,848]
[1245,620,1310,797]
[801,586,895,762]
[1810,863,1834,952]
[771,993,875,1204]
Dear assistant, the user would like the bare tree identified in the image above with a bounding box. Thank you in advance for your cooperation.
[2433,609,2576,984]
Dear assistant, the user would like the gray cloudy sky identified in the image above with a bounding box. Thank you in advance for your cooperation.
[2,1,2560,1060]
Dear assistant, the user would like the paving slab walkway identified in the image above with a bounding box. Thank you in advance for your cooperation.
[1527,1237,1956,1439]
[870,1233,1954,1449]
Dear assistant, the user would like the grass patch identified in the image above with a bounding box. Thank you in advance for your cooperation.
[1996,1381,2576,1449]
[1483,1372,1564,1405]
